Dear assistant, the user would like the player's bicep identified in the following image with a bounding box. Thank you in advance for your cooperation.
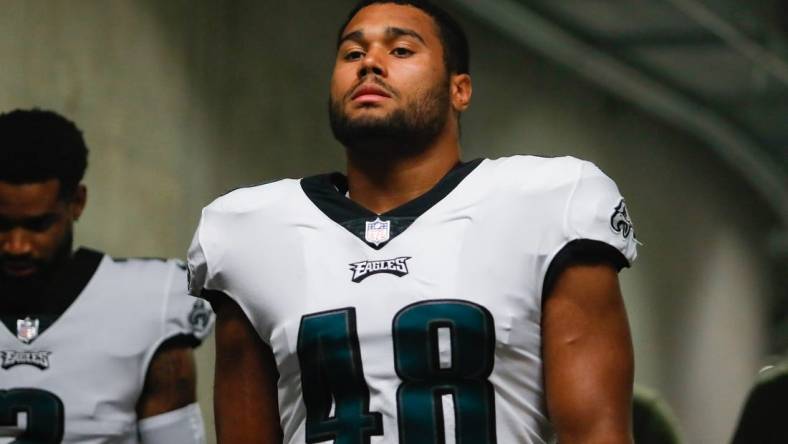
[543,263,634,444]
[137,338,197,418]
[208,290,282,444]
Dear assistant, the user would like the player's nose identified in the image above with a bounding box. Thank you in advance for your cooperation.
[358,47,387,78]
[1,228,34,256]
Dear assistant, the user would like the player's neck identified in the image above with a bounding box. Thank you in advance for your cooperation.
[0,250,76,317]
[345,133,461,215]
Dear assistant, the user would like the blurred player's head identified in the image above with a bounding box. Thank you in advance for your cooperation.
[329,0,471,155]
[0,109,88,285]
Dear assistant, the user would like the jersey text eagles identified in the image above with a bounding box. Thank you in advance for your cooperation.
[349,257,411,282]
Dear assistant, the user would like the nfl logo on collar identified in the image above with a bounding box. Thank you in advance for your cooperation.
[17,317,40,344]
[365,217,390,247]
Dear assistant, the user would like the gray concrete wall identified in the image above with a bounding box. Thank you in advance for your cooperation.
[1,1,779,443]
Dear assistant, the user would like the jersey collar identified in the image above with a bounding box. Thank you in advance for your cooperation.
[300,159,483,249]
[0,247,104,344]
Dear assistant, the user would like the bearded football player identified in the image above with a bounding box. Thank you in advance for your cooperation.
[0,109,214,443]
[189,1,638,443]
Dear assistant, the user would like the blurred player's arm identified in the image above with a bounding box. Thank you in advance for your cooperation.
[207,290,283,444]
[136,337,205,443]
[137,339,197,417]
[543,263,634,444]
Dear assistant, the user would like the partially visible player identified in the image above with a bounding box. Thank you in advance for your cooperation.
[732,359,788,443]
[189,1,637,443]
[0,109,214,444]
[633,386,683,444]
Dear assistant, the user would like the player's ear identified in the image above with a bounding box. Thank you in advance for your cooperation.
[70,184,87,221]
[450,73,472,112]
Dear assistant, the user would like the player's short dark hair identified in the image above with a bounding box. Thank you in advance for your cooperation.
[0,109,88,200]
[338,0,470,75]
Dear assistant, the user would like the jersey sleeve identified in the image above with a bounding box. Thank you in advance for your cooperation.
[535,159,639,298]
[140,259,217,388]
[186,210,228,302]
[186,193,269,343]
[187,219,211,297]
[564,160,638,266]
[186,193,276,345]
[164,261,215,345]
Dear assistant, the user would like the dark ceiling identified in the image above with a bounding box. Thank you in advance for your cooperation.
[450,0,788,232]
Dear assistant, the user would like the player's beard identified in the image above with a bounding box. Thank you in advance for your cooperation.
[0,230,74,314]
[329,76,451,158]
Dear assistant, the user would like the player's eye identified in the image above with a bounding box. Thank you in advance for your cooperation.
[23,215,57,232]
[391,47,413,57]
[344,50,365,61]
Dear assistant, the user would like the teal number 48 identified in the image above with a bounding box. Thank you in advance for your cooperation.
[297,300,497,444]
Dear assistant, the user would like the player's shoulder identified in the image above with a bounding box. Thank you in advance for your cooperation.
[482,154,604,190]
[107,255,185,276]
[754,358,788,387]
[76,253,185,321]
[100,256,187,303]
[202,178,301,215]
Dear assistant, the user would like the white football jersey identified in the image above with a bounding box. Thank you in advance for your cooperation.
[0,249,214,444]
[188,156,638,444]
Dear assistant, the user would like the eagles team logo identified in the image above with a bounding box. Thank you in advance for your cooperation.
[17,317,39,344]
[349,257,411,283]
[1,350,52,370]
[365,218,391,246]
[610,199,634,239]
[188,300,212,335]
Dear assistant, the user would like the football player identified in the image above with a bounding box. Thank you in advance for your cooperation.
[188,1,638,443]
[633,386,684,444]
[0,109,214,443]
[731,359,788,443]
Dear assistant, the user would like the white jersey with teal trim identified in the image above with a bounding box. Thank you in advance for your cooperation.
[188,155,638,444]
[0,251,214,444]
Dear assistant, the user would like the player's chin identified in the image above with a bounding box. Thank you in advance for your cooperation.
[346,105,393,122]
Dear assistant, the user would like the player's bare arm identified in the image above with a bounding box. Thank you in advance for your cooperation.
[136,336,210,443]
[208,290,282,443]
[544,263,634,443]
[136,339,197,418]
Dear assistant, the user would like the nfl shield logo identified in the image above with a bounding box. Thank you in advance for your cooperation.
[17,317,40,344]
[365,218,391,246]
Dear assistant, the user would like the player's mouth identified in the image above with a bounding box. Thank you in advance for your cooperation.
[1,261,38,278]
[351,84,392,104]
